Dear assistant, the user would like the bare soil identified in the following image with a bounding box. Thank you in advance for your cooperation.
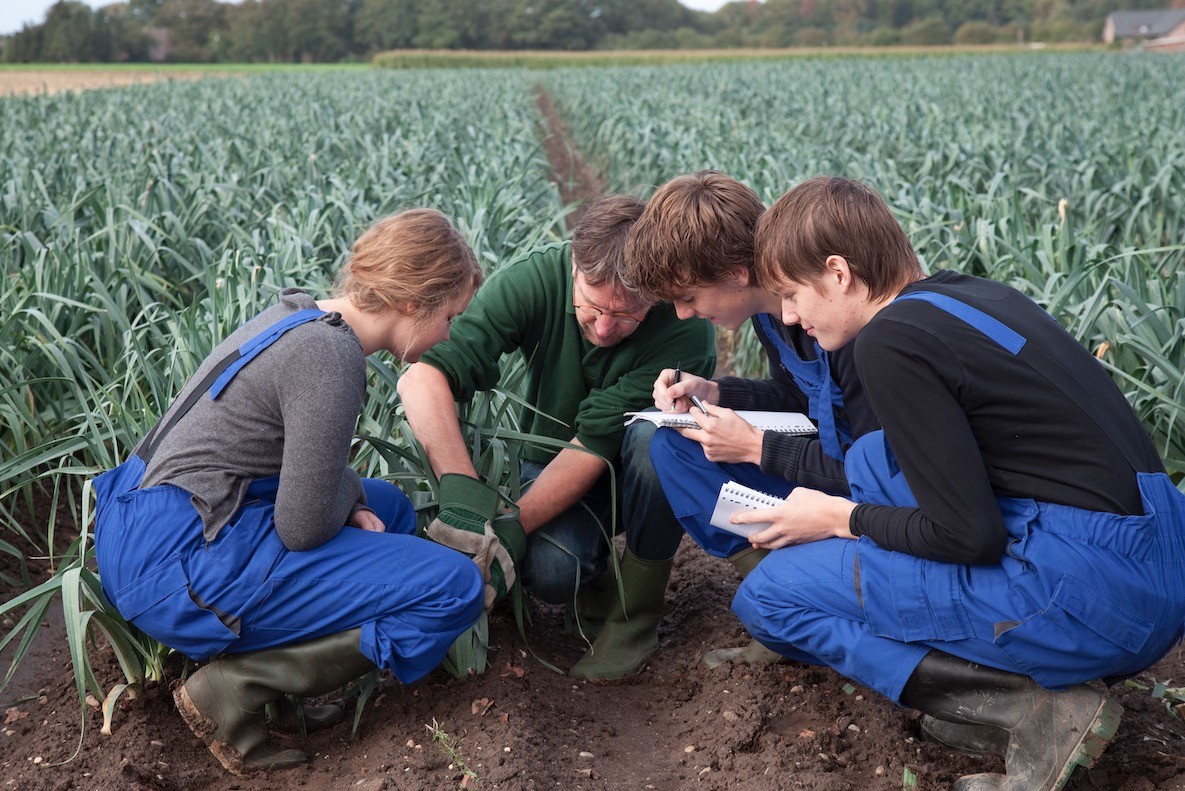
[2,532,1184,791]
[0,70,215,97]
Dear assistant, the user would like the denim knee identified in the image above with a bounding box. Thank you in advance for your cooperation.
[520,536,585,604]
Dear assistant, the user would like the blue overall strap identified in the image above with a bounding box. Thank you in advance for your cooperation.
[894,291,1156,474]
[208,308,326,400]
[755,313,849,460]
[894,293,1026,354]
[138,308,326,464]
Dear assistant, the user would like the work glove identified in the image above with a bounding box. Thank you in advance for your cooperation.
[425,473,526,610]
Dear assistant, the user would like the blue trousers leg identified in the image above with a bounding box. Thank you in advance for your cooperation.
[650,427,795,558]
[199,479,483,684]
[733,538,931,703]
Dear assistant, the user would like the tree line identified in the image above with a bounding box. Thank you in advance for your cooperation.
[1,0,1175,64]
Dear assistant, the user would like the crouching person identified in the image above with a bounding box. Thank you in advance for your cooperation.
[93,210,487,774]
[734,176,1185,790]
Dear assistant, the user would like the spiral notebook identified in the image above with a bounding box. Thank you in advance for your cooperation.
[624,410,816,435]
[709,481,786,538]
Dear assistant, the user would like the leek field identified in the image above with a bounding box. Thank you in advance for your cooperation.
[2,52,1183,733]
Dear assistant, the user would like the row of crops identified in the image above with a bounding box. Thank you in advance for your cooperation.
[1,52,1183,726]
[542,52,1185,478]
[1,70,565,567]
[1,68,569,720]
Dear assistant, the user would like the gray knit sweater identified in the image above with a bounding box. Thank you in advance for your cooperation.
[139,288,368,551]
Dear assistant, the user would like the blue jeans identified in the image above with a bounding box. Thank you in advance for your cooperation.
[517,421,683,605]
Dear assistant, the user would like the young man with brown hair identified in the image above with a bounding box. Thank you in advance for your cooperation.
[397,195,716,677]
[734,175,1185,791]
[623,170,879,667]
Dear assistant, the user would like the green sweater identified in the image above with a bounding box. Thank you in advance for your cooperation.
[420,242,716,464]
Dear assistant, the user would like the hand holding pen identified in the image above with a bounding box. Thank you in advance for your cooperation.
[670,362,682,412]
[652,364,721,414]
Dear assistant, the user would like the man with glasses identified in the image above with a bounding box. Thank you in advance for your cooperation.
[398,196,715,679]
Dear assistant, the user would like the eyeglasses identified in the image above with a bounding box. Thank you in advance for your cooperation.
[572,279,649,327]
[573,303,646,327]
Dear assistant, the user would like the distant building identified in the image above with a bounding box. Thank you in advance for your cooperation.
[1103,9,1185,51]
[147,27,172,62]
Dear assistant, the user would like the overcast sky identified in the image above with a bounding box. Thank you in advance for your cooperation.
[1,0,740,37]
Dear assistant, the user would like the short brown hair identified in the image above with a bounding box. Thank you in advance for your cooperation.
[570,195,646,294]
[336,208,482,325]
[626,171,765,301]
[754,177,922,300]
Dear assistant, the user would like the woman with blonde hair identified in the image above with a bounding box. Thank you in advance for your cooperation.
[93,209,486,775]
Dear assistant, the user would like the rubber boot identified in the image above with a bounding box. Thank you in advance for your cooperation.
[268,695,344,736]
[920,715,1009,758]
[700,547,786,669]
[174,628,376,775]
[900,651,1123,791]
[564,565,618,642]
[568,549,672,682]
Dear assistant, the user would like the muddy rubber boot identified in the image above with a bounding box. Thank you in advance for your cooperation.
[900,651,1123,791]
[564,565,618,642]
[920,715,1009,757]
[700,547,785,669]
[268,695,345,736]
[174,628,376,775]
[568,549,672,682]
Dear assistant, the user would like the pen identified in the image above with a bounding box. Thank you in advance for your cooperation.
[670,362,682,412]
[690,395,712,415]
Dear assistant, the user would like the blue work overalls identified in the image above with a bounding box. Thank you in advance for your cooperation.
[733,292,1185,703]
[650,313,853,557]
[93,309,484,683]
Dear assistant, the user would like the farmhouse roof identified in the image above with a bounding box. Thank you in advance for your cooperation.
[1107,9,1185,39]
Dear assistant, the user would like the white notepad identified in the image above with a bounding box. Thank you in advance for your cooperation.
[709,481,786,538]
[624,410,817,435]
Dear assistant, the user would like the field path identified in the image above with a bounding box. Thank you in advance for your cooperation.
[535,86,606,231]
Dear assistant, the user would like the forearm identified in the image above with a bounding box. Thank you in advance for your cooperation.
[517,444,607,533]
[397,362,478,479]
[760,434,851,496]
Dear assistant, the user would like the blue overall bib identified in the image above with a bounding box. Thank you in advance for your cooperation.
[650,313,852,557]
[733,293,1185,703]
[93,309,484,683]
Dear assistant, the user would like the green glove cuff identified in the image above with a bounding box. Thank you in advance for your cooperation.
[492,514,527,563]
[438,473,500,516]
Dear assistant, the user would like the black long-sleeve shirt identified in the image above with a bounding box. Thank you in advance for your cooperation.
[850,270,1163,565]
[715,315,879,495]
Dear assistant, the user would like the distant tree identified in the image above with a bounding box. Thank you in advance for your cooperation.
[223,0,275,60]
[866,24,903,43]
[277,0,359,62]
[412,0,465,48]
[95,7,153,60]
[42,1,100,61]
[834,0,869,42]
[794,24,832,44]
[954,19,1005,41]
[4,25,44,62]
[127,0,169,24]
[356,0,419,52]
[506,0,596,49]
[673,26,714,48]
[901,15,951,43]
[153,0,228,61]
